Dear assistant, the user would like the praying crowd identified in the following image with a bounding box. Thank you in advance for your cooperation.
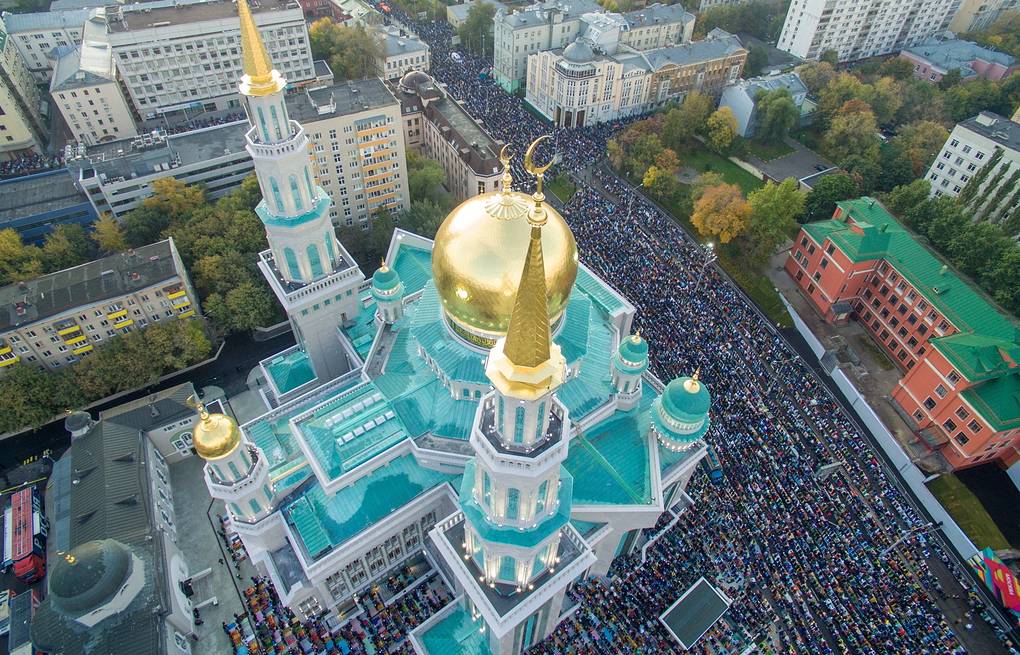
[0,151,65,180]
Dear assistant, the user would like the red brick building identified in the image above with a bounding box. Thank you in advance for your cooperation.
[785,197,1020,471]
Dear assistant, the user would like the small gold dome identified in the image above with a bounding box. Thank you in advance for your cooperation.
[432,191,578,338]
[187,396,242,460]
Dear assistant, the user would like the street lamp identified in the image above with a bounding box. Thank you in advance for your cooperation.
[693,242,717,292]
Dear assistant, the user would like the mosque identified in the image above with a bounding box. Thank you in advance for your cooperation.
[196,2,713,653]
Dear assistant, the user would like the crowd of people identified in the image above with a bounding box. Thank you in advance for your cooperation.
[0,152,65,180]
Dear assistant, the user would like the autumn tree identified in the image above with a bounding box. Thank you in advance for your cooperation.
[705,107,738,154]
[691,183,751,243]
[309,19,382,81]
[797,61,836,94]
[818,73,866,123]
[643,165,681,201]
[743,178,804,264]
[92,214,128,254]
[889,121,950,177]
[0,228,42,284]
[662,91,714,149]
[822,108,880,164]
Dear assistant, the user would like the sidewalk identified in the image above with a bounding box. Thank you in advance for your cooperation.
[765,248,951,475]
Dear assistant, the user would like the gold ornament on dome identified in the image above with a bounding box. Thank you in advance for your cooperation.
[432,140,578,340]
[186,394,242,460]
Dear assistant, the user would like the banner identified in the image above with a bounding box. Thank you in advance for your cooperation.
[970,547,1020,618]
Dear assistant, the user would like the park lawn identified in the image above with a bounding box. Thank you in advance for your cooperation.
[684,146,764,195]
[547,175,576,203]
[744,139,794,162]
[927,474,1011,550]
[657,188,793,329]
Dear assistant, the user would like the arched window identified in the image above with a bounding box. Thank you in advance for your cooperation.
[270,105,282,141]
[284,247,301,280]
[307,244,323,278]
[269,177,285,214]
[534,401,545,438]
[536,480,548,515]
[228,460,241,478]
[324,232,337,267]
[256,106,270,143]
[289,175,303,211]
[506,488,520,520]
[499,556,516,582]
[304,167,315,197]
[513,406,526,443]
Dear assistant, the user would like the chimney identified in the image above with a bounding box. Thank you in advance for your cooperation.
[64,411,95,440]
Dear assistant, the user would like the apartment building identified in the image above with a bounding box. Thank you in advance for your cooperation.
[99,0,313,116]
[0,15,46,159]
[0,238,199,373]
[949,0,1020,33]
[287,78,410,227]
[1,8,88,83]
[373,25,430,79]
[50,14,139,146]
[70,121,254,218]
[900,36,1018,84]
[785,197,1020,471]
[493,0,693,92]
[777,0,959,63]
[925,112,1020,228]
[526,29,746,127]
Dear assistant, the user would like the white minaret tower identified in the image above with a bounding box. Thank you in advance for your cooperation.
[371,259,405,325]
[239,0,362,382]
[612,331,647,411]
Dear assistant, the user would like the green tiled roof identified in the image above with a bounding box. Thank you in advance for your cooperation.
[393,242,434,296]
[284,454,455,560]
[342,295,379,360]
[569,518,606,537]
[932,333,1020,382]
[960,372,1020,432]
[372,264,401,291]
[565,390,656,505]
[265,349,316,394]
[575,266,629,315]
[411,285,489,385]
[418,606,493,655]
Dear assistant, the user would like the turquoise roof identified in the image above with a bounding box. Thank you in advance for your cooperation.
[393,241,433,296]
[372,264,402,291]
[618,334,648,364]
[264,349,316,394]
[417,606,492,655]
[342,295,379,361]
[569,518,606,537]
[661,376,711,422]
[283,454,456,560]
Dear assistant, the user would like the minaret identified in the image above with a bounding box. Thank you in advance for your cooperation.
[371,259,404,324]
[240,0,362,382]
[188,395,274,527]
[651,370,711,452]
[612,331,647,410]
[443,138,591,655]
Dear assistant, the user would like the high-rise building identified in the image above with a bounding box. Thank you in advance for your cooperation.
[949,0,1020,33]
[776,0,958,63]
[0,15,46,159]
[493,1,694,93]
[238,0,364,383]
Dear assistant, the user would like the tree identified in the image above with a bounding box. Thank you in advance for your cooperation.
[819,49,839,65]
[662,92,714,149]
[895,80,948,126]
[822,108,880,164]
[938,68,963,90]
[818,73,866,123]
[407,150,450,207]
[705,107,738,154]
[861,77,902,126]
[802,174,858,222]
[40,224,91,272]
[458,3,497,57]
[878,57,915,81]
[983,248,1020,313]
[840,154,882,193]
[204,282,277,333]
[629,133,665,176]
[0,228,42,284]
[401,199,446,239]
[947,222,1011,278]
[642,165,680,201]
[882,179,931,217]
[654,148,680,174]
[92,214,128,254]
[690,183,751,243]
[692,172,725,201]
[309,19,382,81]
[745,44,768,77]
[797,61,836,95]
[963,12,1020,58]
[889,120,950,177]
[0,364,79,433]
[744,178,805,264]
[756,88,799,142]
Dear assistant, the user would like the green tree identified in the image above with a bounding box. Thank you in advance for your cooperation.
[796,61,836,95]
[309,19,382,81]
[745,44,768,77]
[944,79,1005,121]
[889,120,950,177]
[822,108,880,164]
[861,77,902,125]
[0,229,42,284]
[894,79,948,126]
[642,165,680,202]
[756,87,799,142]
[629,133,665,176]
[0,364,80,433]
[947,222,1011,278]
[407,150,451,207]
[882,179,931,217]
[662,92,714,149]
[938,68,963,90]
[963,12,1020,58]
[818,73,867,123]
[983,248,1020,313]
[92,214,128,254]
[802,174,858,222]
[705,107,738,154]
[840,154,882,193]
[458,2,497,57]
[691,183,751,243]
[744,178,805,264]
[819,49,839,65]
[205,282,277,334]
[878,57,916,81]
[401,199,446,239]
[41,224,92,272]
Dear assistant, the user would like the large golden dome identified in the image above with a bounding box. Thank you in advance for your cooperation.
[187,396,242,460]
[432,190,578,340]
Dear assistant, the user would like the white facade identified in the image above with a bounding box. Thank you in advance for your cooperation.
[99,0,313,116]
[0,16,46,159]
[949,0,1020,32]
[1,9,88,82]
[777,0,959,62]
[374,26,430,79]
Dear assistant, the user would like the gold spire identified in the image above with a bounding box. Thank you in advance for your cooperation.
[237,0,285,97]
[524,135,555,227]
[631,329,641,343]
[379,258,389,272]
[684,368,702,393]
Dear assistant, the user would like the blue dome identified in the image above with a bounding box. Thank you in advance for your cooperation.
[618,334,648,364]
[372,262,401,292]
[651,373,711,448]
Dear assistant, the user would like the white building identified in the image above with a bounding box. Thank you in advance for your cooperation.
[926,111,1020,228]
[373,25,430,80]
[0,15,46,159]
[777,0,959,63]
[50,10,138,146]
[493,0,693,93]
[718,72,809,138]
[949,0,1020,33]
[526,30,747,127]
[98,0,314,117]
[0,8,88,83]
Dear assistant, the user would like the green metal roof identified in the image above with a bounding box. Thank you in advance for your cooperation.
[569,518,606,537]
[575,266,629,315]
[960,372,1020,432]
[283,454,456,560]
[932,333,1020,383]
[265,349,316,394]
[342,295,380,360]
[393,241,434,296]
[660,376,711,421]
[417,605,493,655]
[372,264,402,291]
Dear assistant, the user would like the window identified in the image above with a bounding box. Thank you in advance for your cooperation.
[955,406,970,420]
[967,419,981,433]
[942,419,957,432]
[506,488,520,520]
[934,385,947,398]
[955,433,969,445]
[947,371,960,385]
[923,397,936,410]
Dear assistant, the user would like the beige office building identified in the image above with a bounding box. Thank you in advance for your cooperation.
[0,239,199,372]
[287,78,411,227]
[0,16,46,159]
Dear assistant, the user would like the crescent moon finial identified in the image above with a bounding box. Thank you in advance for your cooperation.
[498,144,515,193]
[524,135,554,180]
